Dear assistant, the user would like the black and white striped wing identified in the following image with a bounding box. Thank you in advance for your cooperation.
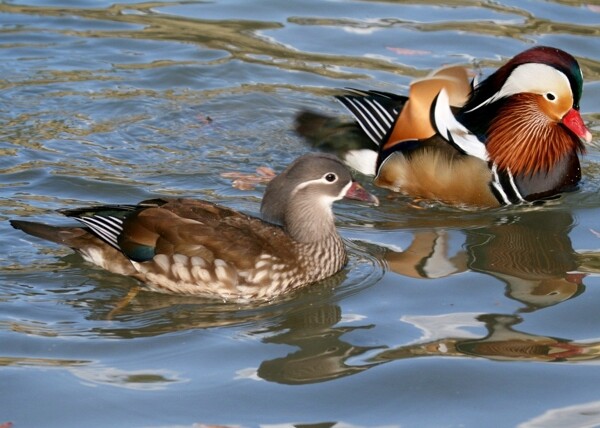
[76,215,125,250]
[336,89,407,147]
[60,203,146,250]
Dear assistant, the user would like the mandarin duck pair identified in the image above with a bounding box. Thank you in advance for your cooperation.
[12,46,593,302]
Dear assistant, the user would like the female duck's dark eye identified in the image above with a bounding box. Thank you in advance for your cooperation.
[546,93,556,101]
[325,173,337,182]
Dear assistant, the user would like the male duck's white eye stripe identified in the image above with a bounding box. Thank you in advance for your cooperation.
[466,63,573,113]
[77,216,124,248]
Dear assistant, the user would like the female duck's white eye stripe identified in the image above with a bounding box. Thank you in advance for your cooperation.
[295,175,340,191]
[291,177,350,202]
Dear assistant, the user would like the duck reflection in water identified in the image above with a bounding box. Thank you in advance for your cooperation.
[257,298,382,385]
[383,208,585,310]
[250,206,597,384]
[371,313,600,364]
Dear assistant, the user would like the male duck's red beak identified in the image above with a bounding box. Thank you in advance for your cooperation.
[563,108,593,143]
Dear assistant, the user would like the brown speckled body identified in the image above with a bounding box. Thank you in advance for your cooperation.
[125,231,346,301]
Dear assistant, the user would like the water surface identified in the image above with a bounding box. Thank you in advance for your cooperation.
[1,1,600,427]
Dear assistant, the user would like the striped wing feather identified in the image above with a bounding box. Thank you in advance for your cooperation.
[336,89,406,147]
[64,198,297,269]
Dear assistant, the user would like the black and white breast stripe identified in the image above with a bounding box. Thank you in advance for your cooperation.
[489,164,526,205]
[336,89,400,147]
[76,215,124,250]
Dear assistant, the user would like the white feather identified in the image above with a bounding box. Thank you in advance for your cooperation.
[433,89,489,162]
[343,149,378,176]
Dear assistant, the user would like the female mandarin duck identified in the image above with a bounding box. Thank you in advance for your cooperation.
[11,154,376,302]
[296,46,593,207]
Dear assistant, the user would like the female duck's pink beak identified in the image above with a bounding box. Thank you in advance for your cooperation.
[345,181,379,206]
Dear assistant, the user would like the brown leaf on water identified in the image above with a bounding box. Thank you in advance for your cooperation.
[221,166,276,190]
[0,422,14,428]
[196,114,213,125]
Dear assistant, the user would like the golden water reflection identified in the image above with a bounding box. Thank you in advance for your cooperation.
[382,208,586,310]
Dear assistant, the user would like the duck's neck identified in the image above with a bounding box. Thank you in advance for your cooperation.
[283,197,347,283]
[284,197,340,244]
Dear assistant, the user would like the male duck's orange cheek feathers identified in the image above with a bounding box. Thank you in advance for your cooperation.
[384,65,472,151]
[485,94,584,176]
[539,91,574,122]
[374,150,499,207]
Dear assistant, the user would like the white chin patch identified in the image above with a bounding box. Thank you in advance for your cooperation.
[343,149,378,176]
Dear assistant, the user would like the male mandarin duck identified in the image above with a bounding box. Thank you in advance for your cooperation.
[11,153,377,302]
[296,46,593,207]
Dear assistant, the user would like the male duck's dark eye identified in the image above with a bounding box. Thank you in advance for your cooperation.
[325,173,337,182]
[546,93,556,101]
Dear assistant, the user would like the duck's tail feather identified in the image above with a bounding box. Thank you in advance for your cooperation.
[10,220,88,246]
